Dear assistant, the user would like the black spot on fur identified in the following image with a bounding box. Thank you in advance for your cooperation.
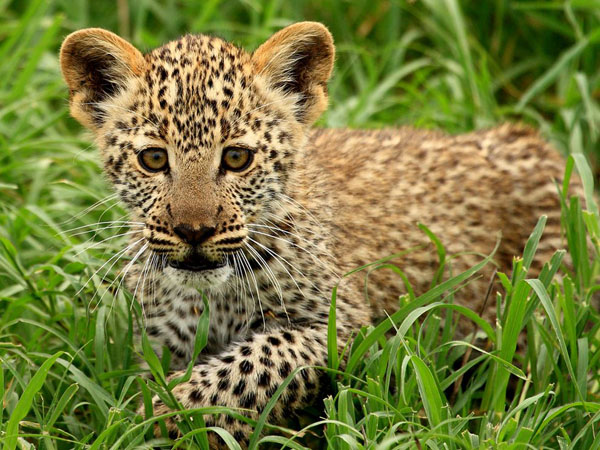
[239,360,254,374]
[189,388,203,403]
[240,392,256,408]
[267,336,281,346]
[258,371,271,387]
[232,379,246,396]
[278,361,292,378]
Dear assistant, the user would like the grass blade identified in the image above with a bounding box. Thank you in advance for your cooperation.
[3,352,63,450]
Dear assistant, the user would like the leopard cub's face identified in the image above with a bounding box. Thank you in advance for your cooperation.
[60,23,334,290]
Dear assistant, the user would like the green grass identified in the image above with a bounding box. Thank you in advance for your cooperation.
[1,0,600,448]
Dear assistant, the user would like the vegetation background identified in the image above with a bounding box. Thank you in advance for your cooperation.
[0,0,599,448]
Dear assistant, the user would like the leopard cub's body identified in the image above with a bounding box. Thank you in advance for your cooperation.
[60,22,574,446]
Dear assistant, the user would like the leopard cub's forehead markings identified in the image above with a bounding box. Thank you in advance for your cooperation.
[121,36,256,157]
[60,22,333,152]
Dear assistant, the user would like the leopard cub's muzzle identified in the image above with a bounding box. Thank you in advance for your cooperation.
[168,223,226,272]
[141,222,225,272]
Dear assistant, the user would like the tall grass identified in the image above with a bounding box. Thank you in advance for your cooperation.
[0,0,599,448]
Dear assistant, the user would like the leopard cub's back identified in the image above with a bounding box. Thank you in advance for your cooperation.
[303,124,575,324]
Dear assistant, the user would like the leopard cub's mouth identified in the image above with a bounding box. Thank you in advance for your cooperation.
[168,252,226,272]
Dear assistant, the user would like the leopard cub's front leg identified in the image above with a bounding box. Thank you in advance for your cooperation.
[147,325,328,447]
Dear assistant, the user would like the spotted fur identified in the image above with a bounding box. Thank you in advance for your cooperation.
[60,22,578,447]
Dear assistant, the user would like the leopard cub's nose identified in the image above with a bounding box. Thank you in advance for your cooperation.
[173,224,216,246]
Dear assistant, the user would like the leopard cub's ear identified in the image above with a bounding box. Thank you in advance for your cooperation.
[252,22,335,125]
[60,28,146,130]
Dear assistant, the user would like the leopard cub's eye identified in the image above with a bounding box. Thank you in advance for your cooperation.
[138,148,168,173]
[221,147,253,172]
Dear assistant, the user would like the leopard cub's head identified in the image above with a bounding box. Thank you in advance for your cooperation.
[60,23,334,290]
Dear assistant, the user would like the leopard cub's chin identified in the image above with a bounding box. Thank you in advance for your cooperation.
[162,264,233,291]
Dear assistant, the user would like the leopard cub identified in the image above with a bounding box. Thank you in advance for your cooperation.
[60,22,574,446]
